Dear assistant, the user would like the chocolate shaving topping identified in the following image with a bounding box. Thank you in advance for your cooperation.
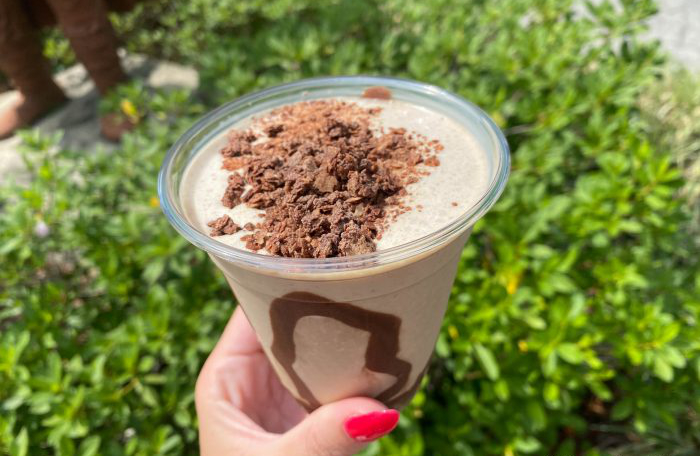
[362,86,393,100]
[209,99,442,258]
[265,124,285,137]
[207,215,241,236]
[221,173,246,208]
[424,156,440,167]
[221,131,256,157]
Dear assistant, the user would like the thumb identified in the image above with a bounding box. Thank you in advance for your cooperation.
[275,398,399,456]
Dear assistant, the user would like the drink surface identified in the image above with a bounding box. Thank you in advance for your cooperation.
[181,97,490,254]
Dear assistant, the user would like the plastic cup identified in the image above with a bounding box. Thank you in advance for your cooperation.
[158,76,510,411]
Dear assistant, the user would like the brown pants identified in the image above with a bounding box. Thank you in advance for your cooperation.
[0,0,125,96]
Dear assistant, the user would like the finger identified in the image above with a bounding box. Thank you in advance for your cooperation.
[195,308,275,454]
[195,306,261,404]
[273,397,399,456]
[196,387,275,456]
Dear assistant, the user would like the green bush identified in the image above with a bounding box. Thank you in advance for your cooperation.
[639,67,700,244]
[2,0,700,455]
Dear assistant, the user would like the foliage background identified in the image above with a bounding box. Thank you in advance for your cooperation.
[2,0,700,455]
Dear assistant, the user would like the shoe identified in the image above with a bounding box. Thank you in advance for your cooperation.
[0,90,67,140]
[99,112,136,142]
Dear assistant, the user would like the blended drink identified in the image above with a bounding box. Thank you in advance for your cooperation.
[159,77,509,411]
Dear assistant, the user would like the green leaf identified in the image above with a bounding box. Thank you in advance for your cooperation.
[530,244,554,259]
[589,381,612,401]
[90,355,107,385]
[611,398,633,421]
[3,395,25,411]
[10,428,28,456]
[524,315,546,330]
[544,382,560,406]
[634,417,648,434]
[0,237,23,256]
[143,260,166,284]
[474,344,500,380]
[653,356,674,382]
[137,384,159,408]
[435,333,450,358]
[159,434,182,453]
[494,379,510,401]
[557,343,584,364]
[174,409,191,428]
[627,347,643,366]
[514,436,541,453]
[548,274,577,293]
[543,351,558,377]
[567,294,586,319]
[525,401,547,431]
[662,346,686,368]
[77,436,100,456]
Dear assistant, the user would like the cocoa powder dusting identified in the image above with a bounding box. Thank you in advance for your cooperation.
[209,99,442,258]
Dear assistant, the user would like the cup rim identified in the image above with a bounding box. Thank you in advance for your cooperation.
[157,75,510,273]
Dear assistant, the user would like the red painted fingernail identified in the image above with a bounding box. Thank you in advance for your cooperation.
[343,409,399,442]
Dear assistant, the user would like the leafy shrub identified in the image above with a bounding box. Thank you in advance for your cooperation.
[639,67,700,243]
[0,92,212,455]
[2,0,700,455]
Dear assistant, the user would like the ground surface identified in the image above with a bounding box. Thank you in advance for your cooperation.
[648,0,700,71]
[0,54,197,186]
[0,1,697,185]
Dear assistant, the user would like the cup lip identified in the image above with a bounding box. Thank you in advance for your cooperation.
[158,75,510,273]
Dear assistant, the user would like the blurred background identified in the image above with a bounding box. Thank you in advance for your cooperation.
[1,0,700,455]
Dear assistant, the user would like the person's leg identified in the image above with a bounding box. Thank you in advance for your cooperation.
[0,0,67,139]
[45,0,126,95]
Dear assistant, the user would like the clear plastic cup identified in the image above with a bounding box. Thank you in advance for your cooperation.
[158,76,510,411]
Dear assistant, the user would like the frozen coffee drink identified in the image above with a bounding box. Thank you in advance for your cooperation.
[158,77,509,411]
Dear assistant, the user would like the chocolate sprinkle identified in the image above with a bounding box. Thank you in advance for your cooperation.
[207,215,241,236]
[362,86,393,100]
[221,173,246,208]
[211,100,442,258]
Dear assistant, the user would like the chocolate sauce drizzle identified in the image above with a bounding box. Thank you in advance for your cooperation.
[269,292,425,411]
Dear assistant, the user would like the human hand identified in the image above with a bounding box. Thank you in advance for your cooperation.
[195,306,400,455]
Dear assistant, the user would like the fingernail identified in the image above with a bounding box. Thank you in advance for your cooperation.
[343,409,399,442]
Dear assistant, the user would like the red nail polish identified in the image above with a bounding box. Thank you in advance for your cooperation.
[343,409,399,442]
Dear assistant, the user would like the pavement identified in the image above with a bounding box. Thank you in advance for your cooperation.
[0,1,698,186]
[648,0,700,71]
[0,53,198,187]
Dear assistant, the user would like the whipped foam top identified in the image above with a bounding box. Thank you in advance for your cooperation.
[180,97,490,253]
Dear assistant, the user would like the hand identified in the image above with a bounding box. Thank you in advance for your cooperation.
[195,306,400,455]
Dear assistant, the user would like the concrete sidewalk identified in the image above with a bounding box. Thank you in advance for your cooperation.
[648,0,700,71]
[0,54,198,187]
[0,1,698,187]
